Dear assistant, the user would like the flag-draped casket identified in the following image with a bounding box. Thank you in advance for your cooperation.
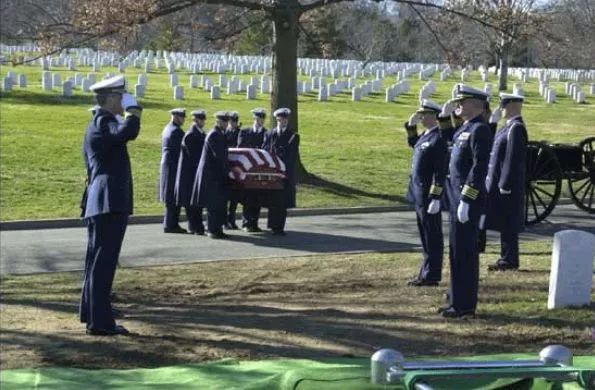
[228,148,286,190]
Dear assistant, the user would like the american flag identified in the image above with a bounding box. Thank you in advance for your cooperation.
[228,148,286,189]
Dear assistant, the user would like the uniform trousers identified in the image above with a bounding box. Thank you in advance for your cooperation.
[207,196,227,234]
[164,204,181,229]
[186,206,204,233]
[415,206,443,282]
[242,191,262,228]
[499,230,519,267]
[80,213,128,330]
[448,216,480,313]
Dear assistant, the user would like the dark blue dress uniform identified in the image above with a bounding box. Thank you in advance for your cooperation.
[485,116,527,268]
[405,123,448,284]
[79,76,141,334]
[160,120,185,230]
[262,124,299,234]
[224,122,241,229]
[191,125,229,235]
[447,114,493,315]
[238,124,268,230]
[175,123,207,234]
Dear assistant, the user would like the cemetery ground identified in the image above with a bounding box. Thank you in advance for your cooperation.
[1,237,593,370]
[1,66,594,221]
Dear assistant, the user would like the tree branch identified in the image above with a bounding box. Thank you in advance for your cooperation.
[407,3,453,63]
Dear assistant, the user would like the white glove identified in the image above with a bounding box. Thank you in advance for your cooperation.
[440,100,456,117]
[489,107,502,124]
[479,214,486,229]
[121,93,139,110]
[115,114,125,125]
[457,201,470,223]
[408,113,420,127]
[427,199,441,214]
[499,188,512,195]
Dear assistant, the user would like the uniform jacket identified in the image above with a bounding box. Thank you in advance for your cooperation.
[485,116,528,233]
[191,126,229,207]
[160,122,184,205]
[225,127,241,148]
[448,115,494,224]
[238,125,267,148]
[405,126,448,208]
[82,109,140,218]
[174,124,206,207]
[263,127,300,209]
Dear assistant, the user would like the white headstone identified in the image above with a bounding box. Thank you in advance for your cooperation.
[62,80,73,97]
[547,230,594,309]
[135,84,145,98]
[82,78,91,92]
[211,85,220,99]
[138,74,147,86]
[246,84,256,100]
[318,85,328,101]
[576,91,586,104]
[546,88,556,104]
[174,85,184,100]
[170,74,178,87]
[352,87,361,101]
[18,74,27,88]
[52,73,62,88]
[2,76,12,92]
[189,75,198,88]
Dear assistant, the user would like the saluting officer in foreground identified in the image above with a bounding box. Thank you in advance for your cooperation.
[262,108,299,235]
[238,108,268,232]
[404,99,448,287]
[442,85,493,318]
[80,75,142,335]
[192,112,231,239]
[485,93,528,271]
[160,108,188,234]
[175,110,208,235]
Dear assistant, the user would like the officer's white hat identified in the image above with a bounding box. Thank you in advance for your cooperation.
[169,108,186,116]
[214,111,230,120]
[251,108,267,117]
[499,93,524,104]
[191,109,207,118]
[452,84,489,102]
[273,107,291,117]
[89,75,126,94]
[416,99,442,114]
[228,111,240,121]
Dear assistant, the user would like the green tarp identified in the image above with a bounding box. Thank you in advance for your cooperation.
[1,355,593,389]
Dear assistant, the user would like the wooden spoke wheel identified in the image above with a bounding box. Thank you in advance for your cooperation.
[525,142,562,225]
[568,137,595,213]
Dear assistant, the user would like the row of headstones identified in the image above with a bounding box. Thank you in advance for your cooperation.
[510,67,595,83]
[384,81,411,102]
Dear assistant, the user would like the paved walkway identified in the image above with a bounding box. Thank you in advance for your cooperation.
[1,204,593,275]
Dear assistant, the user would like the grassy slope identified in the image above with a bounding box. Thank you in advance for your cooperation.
[1,64,593,220]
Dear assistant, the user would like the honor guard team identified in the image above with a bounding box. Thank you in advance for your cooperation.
[79,75,525,336]
[404,84,528,318]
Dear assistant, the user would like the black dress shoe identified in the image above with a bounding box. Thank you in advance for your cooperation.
[208,231,230,239]
[407,278,439,287]
[243,226,262,233]
[86,324,130,336]
[437,305,452,314]
[441,307,475,318]
[164,226,188,234]
[225,222,239,230]
[271,230,286,236]
[487,262,519,271]
[189,229,205,236]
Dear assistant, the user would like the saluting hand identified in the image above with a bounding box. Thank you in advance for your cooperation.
[408,113,421,127]
[440,100,456,117]
[489,107,502,124]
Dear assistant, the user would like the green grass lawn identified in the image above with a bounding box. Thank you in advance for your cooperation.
[1,64,593,220]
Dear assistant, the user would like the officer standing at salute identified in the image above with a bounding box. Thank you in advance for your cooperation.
[485,93,528,271]
[175,110,208,235]
[404,99,448,287]
[263,108,299,236]
[192,112,231,239]
[224,112,242,230]
[441,84,493,318]
[238,108,268,232]
[80,75,142,335]
[160,108,187,234]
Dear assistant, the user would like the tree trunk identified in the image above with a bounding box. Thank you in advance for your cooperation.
[271,2,308,177]
[498,39,510,91]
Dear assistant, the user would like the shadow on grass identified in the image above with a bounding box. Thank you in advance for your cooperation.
[301,173,407,203]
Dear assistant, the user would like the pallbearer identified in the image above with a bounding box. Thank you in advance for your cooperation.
[442,84,493,318]
[262,108,299,235]
[238,108,268,232]
[224,111,242,230]
[160,108,187,233]
[485,93,528,271]
[192,111,230,239]
[404,99,448,287]
[175,110,208,235]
